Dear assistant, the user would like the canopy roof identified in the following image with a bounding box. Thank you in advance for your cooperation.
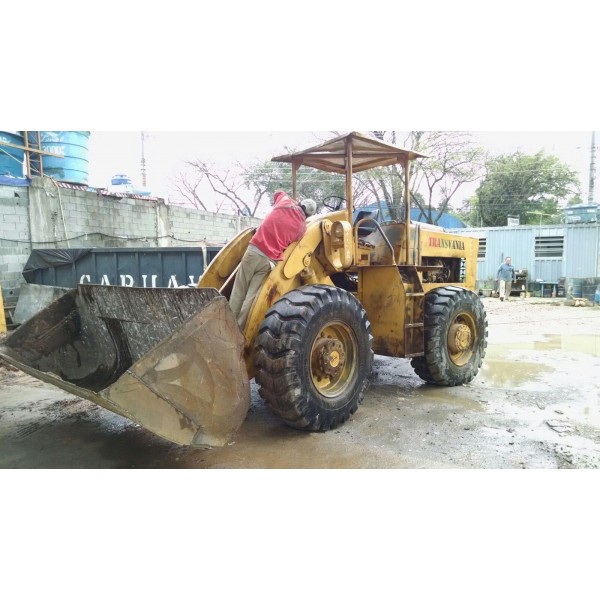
[271,131,428,174]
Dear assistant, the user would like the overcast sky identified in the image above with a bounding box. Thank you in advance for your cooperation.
[87,130,597,211]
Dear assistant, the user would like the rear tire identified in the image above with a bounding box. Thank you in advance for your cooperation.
[411,286,487,386]
[254,285,373,431]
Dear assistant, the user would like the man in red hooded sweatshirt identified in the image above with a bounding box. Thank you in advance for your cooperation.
[229,190,316,330]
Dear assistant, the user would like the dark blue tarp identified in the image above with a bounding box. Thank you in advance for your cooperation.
[0,175,30,187]
[20,246,223,289]
[22,249,92,281]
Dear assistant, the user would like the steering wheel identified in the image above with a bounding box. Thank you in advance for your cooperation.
[321,195,346,212]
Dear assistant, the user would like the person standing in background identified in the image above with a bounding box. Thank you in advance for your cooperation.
[496,256,516,302]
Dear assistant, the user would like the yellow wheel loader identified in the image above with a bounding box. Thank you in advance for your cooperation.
[0,132,487,447]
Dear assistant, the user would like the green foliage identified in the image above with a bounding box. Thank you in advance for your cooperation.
[474,151,581,226]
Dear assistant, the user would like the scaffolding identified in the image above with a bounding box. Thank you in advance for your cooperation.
[0,131,63,178]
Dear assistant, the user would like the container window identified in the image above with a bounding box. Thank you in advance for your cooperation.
[535,236,564,258]
[477,238,486,259]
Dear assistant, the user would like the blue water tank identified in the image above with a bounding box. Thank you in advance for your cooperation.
[111,174,133,186]
[0,131,24,177]
[29,131,90,184]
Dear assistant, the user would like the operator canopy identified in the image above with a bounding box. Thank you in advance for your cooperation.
[272,131,428,174]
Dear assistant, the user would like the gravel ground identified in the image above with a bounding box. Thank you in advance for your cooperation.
[1,296,599,469]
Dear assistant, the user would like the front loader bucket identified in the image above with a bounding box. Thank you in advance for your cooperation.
[0,285,250,448]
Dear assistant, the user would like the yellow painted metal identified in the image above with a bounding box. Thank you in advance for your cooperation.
[310,321,357,398]
[417,227,479,289]
[418,228,474,259]
[346,137,354,226]
[322,220,354,270]
[0,286,6,334]
[422,282,467,294]
[282,219,324,279]
[402,157,411,265]
[447,311,477,366]
[199,228,255,290]
[358,266,407,357]
[464,237,479,289]
[242,246,333,378]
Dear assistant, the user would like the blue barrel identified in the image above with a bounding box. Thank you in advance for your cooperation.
[31,131,90,184]
[0,131,24,177]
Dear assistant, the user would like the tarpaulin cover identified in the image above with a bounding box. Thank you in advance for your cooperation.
[22,249,92,282]
[0,175,30,187]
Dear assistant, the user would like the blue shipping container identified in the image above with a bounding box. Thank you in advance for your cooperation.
[22,246,224,289]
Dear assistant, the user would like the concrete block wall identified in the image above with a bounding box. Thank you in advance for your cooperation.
[169,205,260,246]
[28,178,159,248]
[0,185,31,306]
[1,179,263,304]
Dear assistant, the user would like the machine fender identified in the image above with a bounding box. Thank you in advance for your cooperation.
[199,227,255,289]
[282,220,324,280]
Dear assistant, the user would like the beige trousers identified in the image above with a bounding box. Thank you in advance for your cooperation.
[499,279,512,300]
[228,246,272,330]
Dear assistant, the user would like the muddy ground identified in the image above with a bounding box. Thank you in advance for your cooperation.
[1,296,599,469]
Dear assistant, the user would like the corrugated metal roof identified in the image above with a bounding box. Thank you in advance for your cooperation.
[272,131,428,174]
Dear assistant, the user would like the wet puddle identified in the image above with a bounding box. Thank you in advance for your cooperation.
[533,334,600,357]
[502,334,600,357]
[479,333,600,390]
[477,356,552,389]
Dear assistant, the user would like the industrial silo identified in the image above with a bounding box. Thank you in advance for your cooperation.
[0,131,25,178]
[28,131,91,184]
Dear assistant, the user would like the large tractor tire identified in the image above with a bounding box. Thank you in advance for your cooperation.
[411,286,487,386]
[254,285,373,431]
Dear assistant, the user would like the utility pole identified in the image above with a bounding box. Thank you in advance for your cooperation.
[588,131,596,204]
[141,131,147,188]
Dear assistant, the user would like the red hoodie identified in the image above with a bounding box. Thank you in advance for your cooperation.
[250,192,306,261]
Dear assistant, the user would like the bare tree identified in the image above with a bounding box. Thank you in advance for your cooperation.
[171,160,274,216]
[407,131,485,225]
[352,131,485,224]
[169,131,484,221]
[169,172,210,211]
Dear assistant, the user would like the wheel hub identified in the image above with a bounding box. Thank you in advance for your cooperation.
[313,338,346,378]
[448,323,472,353]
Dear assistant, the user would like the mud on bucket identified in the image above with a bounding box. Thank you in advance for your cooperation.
[0,286,250,447]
